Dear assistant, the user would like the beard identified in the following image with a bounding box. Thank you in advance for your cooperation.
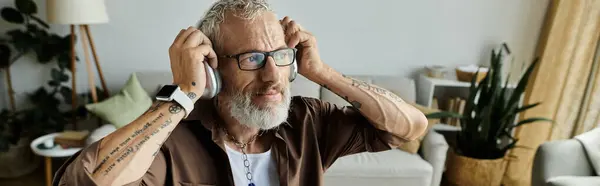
[223,84,292,130]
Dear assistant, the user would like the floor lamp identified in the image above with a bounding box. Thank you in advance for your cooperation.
[47,0,111,130]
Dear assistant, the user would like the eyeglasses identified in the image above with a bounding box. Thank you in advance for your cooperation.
[223,48,297,71]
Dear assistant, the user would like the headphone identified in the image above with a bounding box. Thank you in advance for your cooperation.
[200,61,298,99]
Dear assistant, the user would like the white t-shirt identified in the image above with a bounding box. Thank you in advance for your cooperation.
[225,144,280,186]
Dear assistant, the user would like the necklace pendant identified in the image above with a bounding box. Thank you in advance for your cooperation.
[248,183,255,186]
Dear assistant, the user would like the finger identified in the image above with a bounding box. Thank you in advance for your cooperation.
[285,21,301,36]
[287,31,312,48]
[183,30,204,47]
[194,45,218,69]
[174,26,197,47]
[281,16,292,25]
[281,16,292,30]
[172,29,185,43]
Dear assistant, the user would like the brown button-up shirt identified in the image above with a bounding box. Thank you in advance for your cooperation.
[53,96,400,186]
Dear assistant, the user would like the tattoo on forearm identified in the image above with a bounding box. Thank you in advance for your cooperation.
[325,82,362,109]
[346,76,405,103]
[169,105,182,114]
[93,113,165,174]
[152,130,172,157]
[192,81,196,86]
[187,92,197,100]
[93,113,174,175]
[145,102,163,114]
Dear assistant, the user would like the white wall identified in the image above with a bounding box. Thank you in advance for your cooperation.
[0,0,548,109]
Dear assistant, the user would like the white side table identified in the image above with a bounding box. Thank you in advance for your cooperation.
[30,133,82,186]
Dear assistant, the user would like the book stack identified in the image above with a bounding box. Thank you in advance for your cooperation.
[445,97,466,127]
[54,130,90,148]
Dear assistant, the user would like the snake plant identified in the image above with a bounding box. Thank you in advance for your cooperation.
[426,43,552,159]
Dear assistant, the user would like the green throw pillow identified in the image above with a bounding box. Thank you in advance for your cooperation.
[86,73,152,128]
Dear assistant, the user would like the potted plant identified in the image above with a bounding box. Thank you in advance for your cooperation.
[426,43,552,186]
[0,0,100,177]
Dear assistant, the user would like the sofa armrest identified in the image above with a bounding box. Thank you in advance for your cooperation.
[532,139,595,186]
[421,129,448,186]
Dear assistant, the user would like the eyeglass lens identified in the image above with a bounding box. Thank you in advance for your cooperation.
[238,49,295,70]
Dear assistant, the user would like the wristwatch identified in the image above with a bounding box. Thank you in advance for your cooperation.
[155,85,194,118]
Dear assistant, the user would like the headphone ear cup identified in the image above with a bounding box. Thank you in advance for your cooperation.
[289,62,298,82]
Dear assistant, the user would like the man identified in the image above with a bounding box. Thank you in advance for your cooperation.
[54,0,428,185]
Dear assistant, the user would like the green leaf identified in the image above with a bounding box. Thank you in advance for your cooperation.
[502,42,511,55]
[59,71,69,82]
[51,68,62,81]
[1,7,24,24]
[514,117,553,127]
[7,29,36,52]
[60,34,74,51]
[15,0,37,15]
[48,80,59,87]
[463,70,481,120]
[29,15,49,29]
[515,102,541,113]
[425,111,463,119]
[57,52,71,70]
[499,139,518,153]
[35,43,55,63]
[60,86,73,104]
[507,58,539,115]
[498,73,511,103]
[479,103,494,141]
[30,25,49,40]
[490,49,502,99]
[0,44,11,69]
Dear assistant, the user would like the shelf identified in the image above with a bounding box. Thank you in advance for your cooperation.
[417,74,518,108]
[420,75,472,87]
[419,74,517,88]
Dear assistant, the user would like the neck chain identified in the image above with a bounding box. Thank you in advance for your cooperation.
[221,128,264,186]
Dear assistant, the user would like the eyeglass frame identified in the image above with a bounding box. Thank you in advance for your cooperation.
[222,48,298,71]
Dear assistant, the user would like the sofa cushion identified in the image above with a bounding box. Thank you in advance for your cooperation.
[324,149,433,186]
[370,76,416,103]
[135,71,173,96]
[85,73,152,128]
[547,176,600,186]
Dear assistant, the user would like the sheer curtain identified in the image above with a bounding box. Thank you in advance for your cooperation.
[502,0,600,185]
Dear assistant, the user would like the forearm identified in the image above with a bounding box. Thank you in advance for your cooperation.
[308,64,428,142]
[90,99,189,185]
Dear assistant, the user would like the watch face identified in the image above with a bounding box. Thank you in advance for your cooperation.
[156,85,178,98]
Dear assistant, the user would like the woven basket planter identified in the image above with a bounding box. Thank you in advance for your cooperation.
[445,149,508,186]
[0,137,40,178]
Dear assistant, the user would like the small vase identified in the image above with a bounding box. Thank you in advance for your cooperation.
[445,149,508,186]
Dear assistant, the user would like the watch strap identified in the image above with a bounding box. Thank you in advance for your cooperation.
[172,88,194,118]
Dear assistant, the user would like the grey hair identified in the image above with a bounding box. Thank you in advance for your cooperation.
[196,0,272,50]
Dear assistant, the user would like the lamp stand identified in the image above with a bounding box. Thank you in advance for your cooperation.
[69,24,110,130]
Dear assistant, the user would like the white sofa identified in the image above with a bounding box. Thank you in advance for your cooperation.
[92,71,449,186]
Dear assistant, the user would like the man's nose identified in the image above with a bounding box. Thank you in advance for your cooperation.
[259,56,281,83]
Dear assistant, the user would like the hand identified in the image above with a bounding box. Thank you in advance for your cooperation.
[281,16,323,78]
[168,27,217,99]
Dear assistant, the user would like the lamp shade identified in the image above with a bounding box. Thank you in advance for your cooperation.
[47,0,109,24]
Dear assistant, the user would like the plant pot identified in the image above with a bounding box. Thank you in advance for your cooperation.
[0,137,40,178]
[445,149,508,186]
